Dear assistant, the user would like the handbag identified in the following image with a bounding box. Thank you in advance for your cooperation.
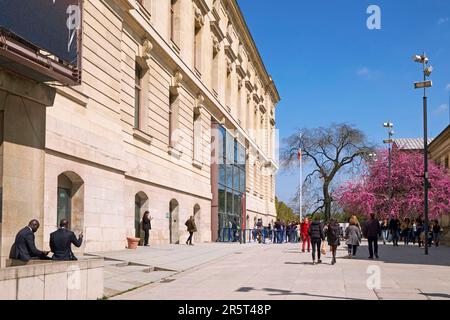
[321,242,327,255]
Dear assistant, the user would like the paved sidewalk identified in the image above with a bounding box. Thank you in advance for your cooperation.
[111,241,450,300]
[86,243,257,298]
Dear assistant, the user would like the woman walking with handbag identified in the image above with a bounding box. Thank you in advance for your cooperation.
[345,217,362,258]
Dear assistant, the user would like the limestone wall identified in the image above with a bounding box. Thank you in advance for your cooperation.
[0,258,104,300]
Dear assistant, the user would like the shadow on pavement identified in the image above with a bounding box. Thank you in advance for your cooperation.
[236,287,361,300]
[419,292,450,299]
[343,243,450,267]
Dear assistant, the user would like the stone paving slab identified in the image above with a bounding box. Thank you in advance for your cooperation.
[112,241,450,300]
[85,242,257,298]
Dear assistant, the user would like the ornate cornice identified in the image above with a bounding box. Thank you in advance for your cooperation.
[225,0,280,104]
[253,93,260,104]
[235,63,246,79]
[210,20,225,41]
[193,4,205,28]
[140,38,153,59]
[193,0,210,15]
[245,79,254,92]
[259,104,266,114]
[170,71,183,95]
[224,44,237,62]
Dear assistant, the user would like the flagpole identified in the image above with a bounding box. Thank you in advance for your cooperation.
[299,148,302,221]
[298,131,303,222]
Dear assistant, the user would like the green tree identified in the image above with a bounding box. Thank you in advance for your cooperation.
[275,197,300,222]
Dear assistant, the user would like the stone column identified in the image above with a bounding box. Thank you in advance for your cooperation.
[0,69,55,267]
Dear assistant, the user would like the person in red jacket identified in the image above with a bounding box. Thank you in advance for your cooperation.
[300,217,311,252]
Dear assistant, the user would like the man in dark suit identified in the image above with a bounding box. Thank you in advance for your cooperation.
[9,220,49,262]
[50,219,83,261]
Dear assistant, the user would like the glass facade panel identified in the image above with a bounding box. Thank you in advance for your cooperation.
[239,169,246,193]
[218,187,225,213]
[226,165,233,189]
[226,190,233,214]
[233,166,240,190]
[219,165,226,185]
[215,125,247,242]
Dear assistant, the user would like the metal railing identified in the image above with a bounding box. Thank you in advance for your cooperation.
[218,228,300,244]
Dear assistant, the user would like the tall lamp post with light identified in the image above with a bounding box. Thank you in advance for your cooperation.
[412,53,433,255]
[383,122,394,219]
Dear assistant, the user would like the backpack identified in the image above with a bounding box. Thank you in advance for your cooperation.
[328,225,339,241]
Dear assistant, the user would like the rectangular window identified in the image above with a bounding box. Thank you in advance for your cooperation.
[169,92,179,147]
[212,51,219,94]
[193,110,202,163]
[170,0,180,48]
[226,70,231,108]
[194,25,202,74]
[134,64,142,129]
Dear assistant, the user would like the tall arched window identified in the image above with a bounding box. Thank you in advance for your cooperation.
[135,192,149,240]
[193,204,201,242]
[57,172,84,233]
[169,199,180,244]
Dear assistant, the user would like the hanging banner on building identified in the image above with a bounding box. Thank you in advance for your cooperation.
[0,0,82,68]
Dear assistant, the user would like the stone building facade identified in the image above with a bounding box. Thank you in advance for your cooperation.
[428,125,450,245]
[0,0,279,265]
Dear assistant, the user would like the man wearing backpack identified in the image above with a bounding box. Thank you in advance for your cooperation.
[326,219,341,265]
[185,216,197,246]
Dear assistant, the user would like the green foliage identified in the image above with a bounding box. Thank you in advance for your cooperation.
[275,197,300,222]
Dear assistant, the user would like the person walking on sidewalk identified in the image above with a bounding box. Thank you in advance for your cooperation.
[300,217,311,252]
[345,217,361,258]
[308,216,324,265]
[185,216,197,246]
[142,211,153,246]
[389,217,400,247]
[363,213,381,259]
[327,218,341,265]
[381,219,389,245]
[432,220,442,247]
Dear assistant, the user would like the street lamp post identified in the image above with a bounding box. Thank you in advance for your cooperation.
[383,122,394,219]
[413,53,433,255]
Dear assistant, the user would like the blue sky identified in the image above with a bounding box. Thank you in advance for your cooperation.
[237,0,450,204]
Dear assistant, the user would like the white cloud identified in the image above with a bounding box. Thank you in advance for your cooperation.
[357,67,370,77]
[446,84,450,91]
[433,104,449,115]
[438,17,449,25]
[356,67,382,79]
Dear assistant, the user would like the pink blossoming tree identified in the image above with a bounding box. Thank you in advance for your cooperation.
[337,149,450,220]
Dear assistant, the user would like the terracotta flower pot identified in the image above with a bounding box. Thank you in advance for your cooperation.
[127,237,140,249]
